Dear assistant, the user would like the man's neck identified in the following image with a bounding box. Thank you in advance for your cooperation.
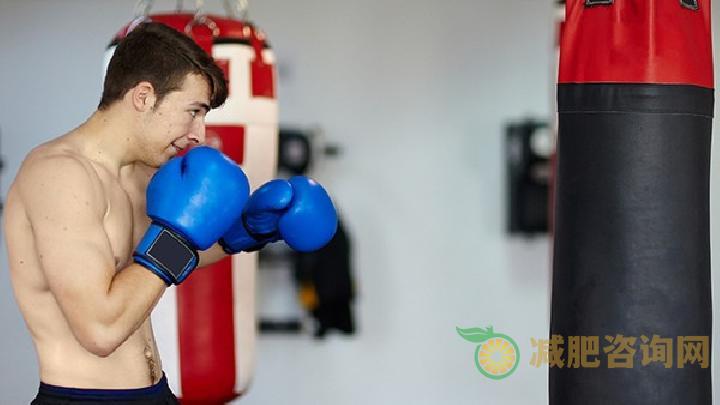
[71,109,138,176]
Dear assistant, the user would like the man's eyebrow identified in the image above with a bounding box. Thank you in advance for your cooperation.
[191,102,211,112]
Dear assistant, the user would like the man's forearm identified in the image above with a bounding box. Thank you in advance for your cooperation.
[90,243,230,356]
[79,264,166,357]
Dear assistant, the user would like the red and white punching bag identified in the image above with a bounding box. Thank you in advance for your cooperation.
[104,3,278,403]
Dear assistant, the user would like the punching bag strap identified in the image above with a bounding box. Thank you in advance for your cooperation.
[681,0,700,11]
[585,0,612,6]
[249,26,275,98]
[584,0,699,11]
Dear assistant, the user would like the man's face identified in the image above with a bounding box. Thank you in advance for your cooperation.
[141,73,211,167]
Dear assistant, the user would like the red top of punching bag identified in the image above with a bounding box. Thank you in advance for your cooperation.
[111,13,270,53]
[110,13,276,99]
[559,0,714,88]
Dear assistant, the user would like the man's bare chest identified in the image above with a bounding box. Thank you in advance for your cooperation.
[101,174,150,270]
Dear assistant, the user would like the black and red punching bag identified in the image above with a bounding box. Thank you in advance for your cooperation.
[550,1,712,404]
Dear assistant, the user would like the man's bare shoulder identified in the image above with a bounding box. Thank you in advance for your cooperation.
[13,141,106,218]
[21,137,87,168]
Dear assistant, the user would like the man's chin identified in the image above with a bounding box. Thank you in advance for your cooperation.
[144,156,167,168]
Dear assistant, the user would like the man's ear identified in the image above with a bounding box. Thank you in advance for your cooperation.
[130,81,156,112]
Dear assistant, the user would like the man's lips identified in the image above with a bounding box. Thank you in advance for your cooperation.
[171,142,184,152]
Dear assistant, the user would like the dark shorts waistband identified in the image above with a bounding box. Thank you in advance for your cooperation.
[34,374,177,404]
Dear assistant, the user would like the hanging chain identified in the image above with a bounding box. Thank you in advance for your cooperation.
[224,0,249,19]
[186,0,220,37]
[135,0,249,24]
[193,0,206,16]
[132,0,154,18]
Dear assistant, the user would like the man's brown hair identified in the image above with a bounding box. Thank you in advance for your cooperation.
[98,22,227,110]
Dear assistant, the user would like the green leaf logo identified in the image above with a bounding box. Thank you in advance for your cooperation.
[456,326,495,343]
[458,325,519,380]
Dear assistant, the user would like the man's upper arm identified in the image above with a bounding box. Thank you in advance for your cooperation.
[18,155,118,341]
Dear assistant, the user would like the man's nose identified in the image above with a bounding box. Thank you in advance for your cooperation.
[188,120,206,145]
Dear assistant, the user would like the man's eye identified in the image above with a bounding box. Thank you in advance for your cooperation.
[189,110,200,118]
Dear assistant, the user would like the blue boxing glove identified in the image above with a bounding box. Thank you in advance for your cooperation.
[134,146,250,285]
[219,176,337,254]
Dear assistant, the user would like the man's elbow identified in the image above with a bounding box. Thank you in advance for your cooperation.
[75,325,123,358]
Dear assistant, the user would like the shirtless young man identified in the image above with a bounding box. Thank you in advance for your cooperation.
[3,22,337,404]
